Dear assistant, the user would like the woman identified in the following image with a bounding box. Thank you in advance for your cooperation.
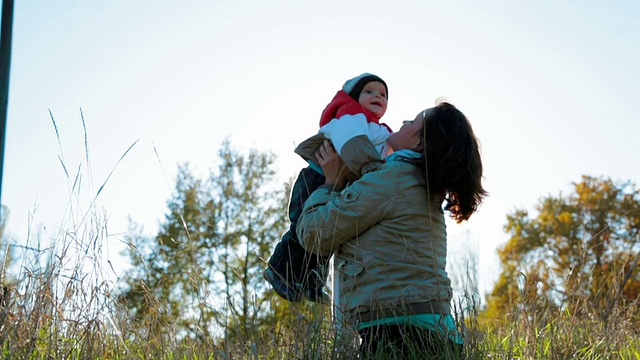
[296,101,487,358]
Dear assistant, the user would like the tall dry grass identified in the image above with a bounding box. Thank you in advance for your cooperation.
[2,194,637,359]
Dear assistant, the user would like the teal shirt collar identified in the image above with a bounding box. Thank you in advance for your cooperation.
[386,149,422,162]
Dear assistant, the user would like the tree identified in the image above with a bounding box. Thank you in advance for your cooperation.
[483,175,640,325]
[118,140,291,343]
[207,140,290,342]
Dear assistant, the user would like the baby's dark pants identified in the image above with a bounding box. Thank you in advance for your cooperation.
[267,166,332,287]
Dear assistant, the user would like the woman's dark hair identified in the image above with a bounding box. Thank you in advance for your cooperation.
[415,101,487,222]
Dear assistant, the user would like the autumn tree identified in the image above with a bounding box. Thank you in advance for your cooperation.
[118,140,291,343]
[483,175,640,325]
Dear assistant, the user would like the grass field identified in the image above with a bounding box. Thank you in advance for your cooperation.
[0,225,637,360]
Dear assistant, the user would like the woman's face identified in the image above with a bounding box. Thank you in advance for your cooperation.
[387,109,430,152]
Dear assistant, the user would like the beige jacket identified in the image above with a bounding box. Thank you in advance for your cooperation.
[296,155,452,326]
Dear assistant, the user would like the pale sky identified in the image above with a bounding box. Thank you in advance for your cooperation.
[3,1,639,296]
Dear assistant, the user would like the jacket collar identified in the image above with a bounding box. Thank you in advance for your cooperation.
[386,149,422,162]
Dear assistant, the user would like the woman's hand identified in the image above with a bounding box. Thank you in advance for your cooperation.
[316,140,351,191]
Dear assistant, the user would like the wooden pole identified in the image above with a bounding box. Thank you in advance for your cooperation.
[0,0,15,210]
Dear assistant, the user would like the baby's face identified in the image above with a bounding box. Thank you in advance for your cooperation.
[358,81,388,118]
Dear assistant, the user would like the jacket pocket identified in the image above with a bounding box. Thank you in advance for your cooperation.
[340,186,361,203]
[337,259,364,294]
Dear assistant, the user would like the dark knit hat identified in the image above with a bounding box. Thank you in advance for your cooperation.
[342,73,388,101]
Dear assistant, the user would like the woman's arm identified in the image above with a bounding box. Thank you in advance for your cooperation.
[296,141,390,256]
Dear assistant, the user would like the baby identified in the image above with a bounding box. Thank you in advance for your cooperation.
[265,73,393,304]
